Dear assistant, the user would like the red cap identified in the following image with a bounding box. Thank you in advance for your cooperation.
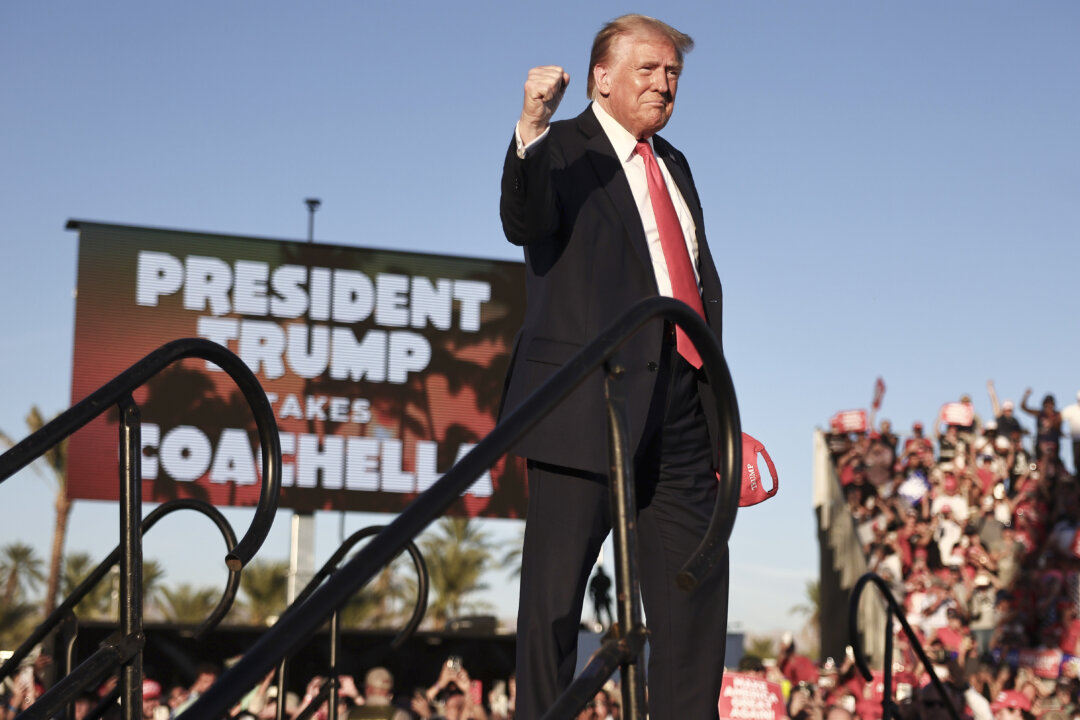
[143,679,162,701]
[990,689,1031,712]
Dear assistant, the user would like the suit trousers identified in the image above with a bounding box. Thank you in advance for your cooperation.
[515,331,729,719]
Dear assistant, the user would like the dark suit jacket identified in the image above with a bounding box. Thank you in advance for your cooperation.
[499,105,723,475]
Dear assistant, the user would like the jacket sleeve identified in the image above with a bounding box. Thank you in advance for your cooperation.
[499,132,561,247]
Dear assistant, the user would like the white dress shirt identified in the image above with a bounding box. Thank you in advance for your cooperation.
[514,103,702,298]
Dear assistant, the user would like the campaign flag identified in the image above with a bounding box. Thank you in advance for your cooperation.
[871,377,886,411]
[1016,648,1065,678]
[830,410,868,433]
[995,647,1075,678]
[717,673,785,720]
[939,402,975,427]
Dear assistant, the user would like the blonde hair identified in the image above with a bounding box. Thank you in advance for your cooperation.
[587,14,694,99]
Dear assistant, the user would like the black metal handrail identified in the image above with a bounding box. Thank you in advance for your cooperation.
[849,572,963,720]
[288,524,429,647]
[183,297,742,720]
[0,498,239,687]
[22,500,241,720]
[0,339,281,720]
[0,338,281,570]
[270,524,429,720]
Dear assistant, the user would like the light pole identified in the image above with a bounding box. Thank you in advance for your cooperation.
[305,198,321,243]
[289,197,322,604]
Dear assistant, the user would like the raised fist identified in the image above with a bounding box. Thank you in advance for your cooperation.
[520,65,570,144]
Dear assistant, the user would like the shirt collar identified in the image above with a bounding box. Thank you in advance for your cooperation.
[591,102,653,163]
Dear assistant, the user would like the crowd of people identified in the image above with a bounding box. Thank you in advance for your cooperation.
[6,383,1080,719]
[0,651,620,720]
[803,383,1080,719]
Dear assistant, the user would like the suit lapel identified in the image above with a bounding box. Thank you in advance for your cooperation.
[576,108,655,283]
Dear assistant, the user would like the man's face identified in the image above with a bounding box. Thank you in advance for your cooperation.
[593,691,613,716]
[192,672,216,694]
[168,687,189,708]
[594,31,680,139]
[444,694,466,720]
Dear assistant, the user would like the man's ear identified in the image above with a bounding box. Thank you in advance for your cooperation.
[593,64,610,97]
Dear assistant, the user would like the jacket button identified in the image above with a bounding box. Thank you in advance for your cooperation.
[647,361,658,371]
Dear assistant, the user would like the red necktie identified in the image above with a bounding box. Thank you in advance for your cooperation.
[634,140,706,368]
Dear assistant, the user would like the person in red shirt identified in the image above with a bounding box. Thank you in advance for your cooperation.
[933,608,969,654]
[778,633,820,687]
[902,421,933,456]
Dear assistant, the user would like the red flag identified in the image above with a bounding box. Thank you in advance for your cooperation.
[872,377,886,411]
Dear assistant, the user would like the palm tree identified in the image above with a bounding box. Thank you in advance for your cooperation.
[141,558,166,620]
[0,600,39,648]
[419,518,496,628]
[0,406,70,617]
[61,551,114,620]
[59,553,166,621]
[789,580,820,625]
[790,579,821,656]
[159,583,219,624]
[238,560,288,625]
[1,542,46,608]
[745,635,777,661]
[341,561,411,629]
[0,542,46,647]
[500,526,525,580]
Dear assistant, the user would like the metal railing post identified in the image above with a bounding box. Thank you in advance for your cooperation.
[538,362,651,720]
[117,395,144,720]
[60,613,78,720]
[274,658,288,720]
[328,610,340,720]
[850,573,963,720]
[606,364,646,719]
[882,604,896,720]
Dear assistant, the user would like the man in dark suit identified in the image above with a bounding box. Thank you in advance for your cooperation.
[499,14,728,719]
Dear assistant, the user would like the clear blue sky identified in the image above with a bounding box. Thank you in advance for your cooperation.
[1,2,1078,640]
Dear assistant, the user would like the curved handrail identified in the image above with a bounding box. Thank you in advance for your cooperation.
[0,498,240,685]
[0,338,281,570]
[184,297,741,719]
[269,527,428,720]
[257,526,427,720]
[1,500,243,720]
[287,524,429,650]
[849,572,963,720]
